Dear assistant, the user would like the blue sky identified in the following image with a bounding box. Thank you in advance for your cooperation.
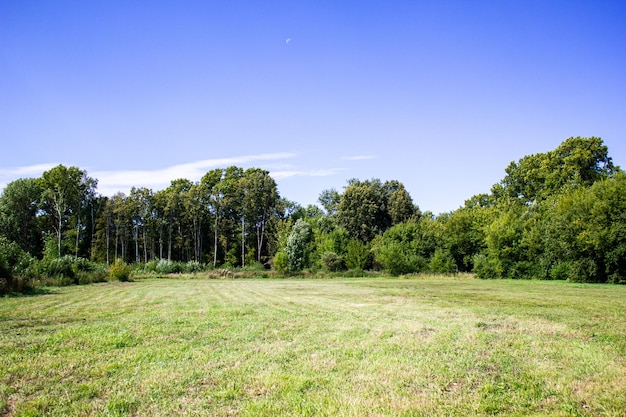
[1,1,625,214]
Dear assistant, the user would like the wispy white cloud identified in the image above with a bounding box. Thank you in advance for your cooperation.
[0,163,60,177]
[0,154,297,196]
[341,155,375,161]
[94,153,297,196]
[0,163,60,190]
[0,153,347,197]
[270,168,345,180]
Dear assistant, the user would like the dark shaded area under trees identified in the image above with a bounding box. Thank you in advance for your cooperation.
[1,137,625,293]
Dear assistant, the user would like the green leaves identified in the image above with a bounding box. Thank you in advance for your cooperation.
[285,219,312,271]
[496,137,618,203]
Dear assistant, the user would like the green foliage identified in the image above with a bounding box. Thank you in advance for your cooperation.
[273,251,288,273]
[185,261,204,273]
[536,172,626,283]
[373,220,441,276]
[155,259,183,274]
[337,179,394,242]
[285,219,312,271]
[109,259,132,282]
[548,262,570,281]
[345,239,370,270]
[132,260,210,275]
[440,207,487,272]
[428,248,456,274]
[318,188,341,215]
[480,205,526,279]
[75,268,108,285]
[473,254,499,279]
[45,255,94,283]
[375,241,409,276]
[311,226,350,270]
[494,136,617,203]
[1,138,624,285]
[388,183,417,224]
[0,178,43,256]
[39,164,97,258]
[321,251,345,272]
[0,237,33,277]
[0,237,35,293]
[242,261,266,272]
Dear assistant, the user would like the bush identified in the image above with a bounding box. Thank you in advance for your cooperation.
[110,259,132,282]
[183,261,204,273]
[141,260,159,273]
[76,264,109,285]
[45,255,94,282]
[322,251,345,272]
[549,262,570,281]
[345,239,370,270]
[473,253,501,279]
[0,237,34,275]
[155,259,183,274]
[568,258,599,283]
[46,256,74,279]
[273,251,288,273]
[429,248,456,274]
[375,241,424,276]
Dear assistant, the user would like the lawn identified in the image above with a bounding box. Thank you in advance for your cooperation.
[1,277,625,416]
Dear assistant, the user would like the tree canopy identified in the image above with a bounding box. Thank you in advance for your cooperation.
[1,137,625,288]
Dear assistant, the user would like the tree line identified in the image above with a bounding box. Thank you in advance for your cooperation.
[1,136,625,292]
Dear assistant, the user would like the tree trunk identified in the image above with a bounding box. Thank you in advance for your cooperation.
[213,217,219,267]
[167,224,172,260]
[75,215,80,258]
[57,215,62,258]
[143,226,148,263]
[241,217,245,267]
[135,227,140,263]
[106,218,110,265]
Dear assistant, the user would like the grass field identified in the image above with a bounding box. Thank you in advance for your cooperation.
[1,277,625,416]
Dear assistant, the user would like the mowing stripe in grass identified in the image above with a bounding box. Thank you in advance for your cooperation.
[1,277,625,416]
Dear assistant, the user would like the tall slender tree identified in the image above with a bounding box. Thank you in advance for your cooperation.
[242,168,280,263]
[39,165,97,258]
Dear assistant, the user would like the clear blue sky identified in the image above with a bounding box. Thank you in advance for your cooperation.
[1,1,625,214]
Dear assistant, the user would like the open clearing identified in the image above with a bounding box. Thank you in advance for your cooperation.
[1,277,625,416]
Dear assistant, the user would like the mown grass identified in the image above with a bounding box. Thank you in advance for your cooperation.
[1,277,625,416]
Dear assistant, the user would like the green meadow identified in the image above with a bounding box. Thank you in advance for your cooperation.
[1,277,625,416]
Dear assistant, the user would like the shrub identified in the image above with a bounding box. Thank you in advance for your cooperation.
[273,251,288,273]
[322,251,345,272]
[473,253,501,279]
[155,259,183,274]
[0,237,34,275]
[142,260,159,273]
[183,261,203,273]
[76,265,109,285]
[568,259,599,283]
[45,255,94,283]
[375,241,422,276]
[110,259,132,282]
[429,248,456,274]
[46,256,74,279]
[549,262,570,280]
[345,239,370,270]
